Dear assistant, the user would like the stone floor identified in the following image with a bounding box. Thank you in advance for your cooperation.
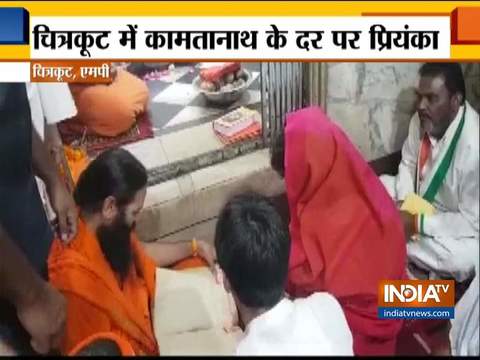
[123,62,263,174]
[146,63,261,137]
[113,62,283,242]
[136,148,285,243]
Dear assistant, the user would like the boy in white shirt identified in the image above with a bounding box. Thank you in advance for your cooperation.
[214,193,354,356]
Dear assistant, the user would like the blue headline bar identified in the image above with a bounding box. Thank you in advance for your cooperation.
[0,7,29,45]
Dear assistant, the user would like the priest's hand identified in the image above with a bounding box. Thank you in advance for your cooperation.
[48,180,78,243]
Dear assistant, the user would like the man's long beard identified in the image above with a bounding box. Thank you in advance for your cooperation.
[97,213,135,283]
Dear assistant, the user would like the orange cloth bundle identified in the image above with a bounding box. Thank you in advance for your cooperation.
[69,69,149,137]
[172,256,209,271]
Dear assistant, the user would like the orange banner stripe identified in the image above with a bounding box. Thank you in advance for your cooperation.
[451,7,480,44]
[362,12,450,16]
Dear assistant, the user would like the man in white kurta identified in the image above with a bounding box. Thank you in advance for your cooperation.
[381,63,479,283]
[26,83,77,220]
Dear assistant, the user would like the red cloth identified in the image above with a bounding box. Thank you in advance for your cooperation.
[57,112,154,157]
[418,134,432,182]
[284,106,407,355]
[200,63,240,83]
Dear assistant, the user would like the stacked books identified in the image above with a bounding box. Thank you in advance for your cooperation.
[213,107,262,145]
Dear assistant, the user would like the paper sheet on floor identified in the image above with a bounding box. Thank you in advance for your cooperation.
[152,267,243,355]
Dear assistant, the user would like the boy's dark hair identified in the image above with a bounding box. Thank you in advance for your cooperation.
[74,148,147,214]
[419,63,466,104]
[74,339,122,356]
[215,193,290,309]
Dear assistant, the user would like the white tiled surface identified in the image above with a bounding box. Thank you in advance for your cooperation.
[239,168,285,197]
[138,193,195,242]
[137,149,285,242]
[160,122,223,163]
[176,174,195,196]
[165,106,222,128]
[122,138,169,170]
[143,180,181,208]
[156,66,194,83]
[229,89,262,108]
[157,218,217,244]
[191,149,270,191]
[152,82,200,105]
[192,179,246,227]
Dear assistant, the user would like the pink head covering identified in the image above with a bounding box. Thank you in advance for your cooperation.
[284,106,406,354]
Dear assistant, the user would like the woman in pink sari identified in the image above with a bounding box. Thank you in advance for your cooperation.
[271,106,407,355]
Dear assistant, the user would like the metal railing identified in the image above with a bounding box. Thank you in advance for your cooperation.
[260,62,308,150]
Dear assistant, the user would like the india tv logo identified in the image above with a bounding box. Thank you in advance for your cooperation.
[378,280,455,319]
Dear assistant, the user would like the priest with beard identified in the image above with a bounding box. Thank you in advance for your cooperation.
[47,148,216,355]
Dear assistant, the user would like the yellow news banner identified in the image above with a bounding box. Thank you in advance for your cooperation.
[0,1,479,61]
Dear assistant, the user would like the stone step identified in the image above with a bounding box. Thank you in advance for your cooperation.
[137,148,285,243]
[123,107,266,186]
